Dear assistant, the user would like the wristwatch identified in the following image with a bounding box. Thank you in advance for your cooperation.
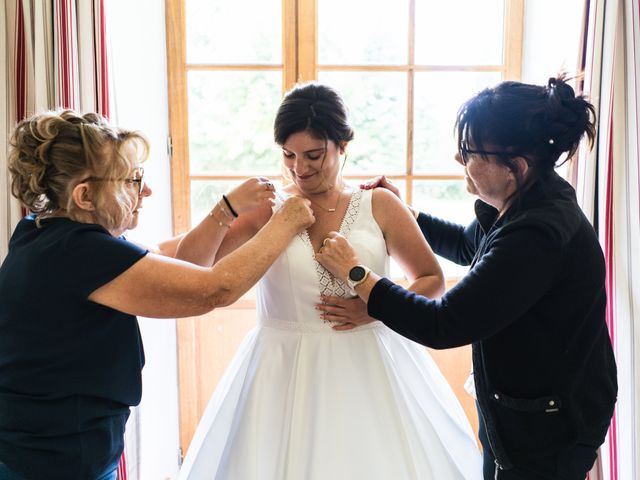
[347,265,371,295]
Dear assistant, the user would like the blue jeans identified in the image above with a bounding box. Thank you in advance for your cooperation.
[0,462,117,480]
[0,463,26,480]
[95,458,119,480]
[96,466,118,480]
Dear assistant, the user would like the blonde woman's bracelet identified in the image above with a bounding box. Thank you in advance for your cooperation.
[209,205,231,228]
[222,194,239,217]
[218,201,235,220]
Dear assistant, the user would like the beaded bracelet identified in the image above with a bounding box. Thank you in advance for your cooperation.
[209,205,231,228]
[222,194,238,217]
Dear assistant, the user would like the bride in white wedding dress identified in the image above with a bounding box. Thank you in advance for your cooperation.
[177,83,482,480]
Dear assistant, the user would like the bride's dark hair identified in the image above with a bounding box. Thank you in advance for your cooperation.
[274,82,354,147]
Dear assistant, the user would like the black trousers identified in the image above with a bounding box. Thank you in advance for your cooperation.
[478,407,599,480]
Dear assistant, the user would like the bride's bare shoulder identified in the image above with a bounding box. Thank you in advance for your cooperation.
[369,187,416,232]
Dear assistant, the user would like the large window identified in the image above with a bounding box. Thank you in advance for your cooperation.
[167,0,523,240]
[166,0,523,455]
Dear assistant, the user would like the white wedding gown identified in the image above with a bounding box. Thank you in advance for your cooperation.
[179,189,483,480]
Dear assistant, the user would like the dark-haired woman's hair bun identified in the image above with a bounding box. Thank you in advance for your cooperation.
[543,74,596,160]
[456,73,596,175]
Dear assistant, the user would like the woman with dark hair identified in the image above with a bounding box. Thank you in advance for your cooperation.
[0,110,314,480]
[316,75,618,479]
[177,83,483,479]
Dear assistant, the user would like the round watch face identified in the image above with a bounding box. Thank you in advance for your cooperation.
[349,266,366,282]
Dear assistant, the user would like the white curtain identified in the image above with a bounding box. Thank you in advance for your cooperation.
[573,0,640,479]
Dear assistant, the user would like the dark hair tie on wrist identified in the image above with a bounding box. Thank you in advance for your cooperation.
[222,194,239,217]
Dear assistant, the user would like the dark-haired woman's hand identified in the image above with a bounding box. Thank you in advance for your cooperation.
[360,175,402,200]
[315,232,359,283]
[360,175,420,218]
[315,295,374,331]
[225,177,276,215]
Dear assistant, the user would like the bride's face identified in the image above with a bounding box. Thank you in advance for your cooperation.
[281,130,345,194]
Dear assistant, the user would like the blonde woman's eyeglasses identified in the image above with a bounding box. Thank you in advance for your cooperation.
[81,167,145,196]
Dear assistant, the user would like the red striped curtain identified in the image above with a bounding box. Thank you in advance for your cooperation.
[2,0,112,258]
[1,1,25,261]
[6,0,110,123]
[572,0,640,479]
[1,2,130,479]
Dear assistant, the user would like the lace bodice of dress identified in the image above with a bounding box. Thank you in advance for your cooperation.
[256,188,389,332]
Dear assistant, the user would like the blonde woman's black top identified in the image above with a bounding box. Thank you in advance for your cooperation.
[0,215,147,480]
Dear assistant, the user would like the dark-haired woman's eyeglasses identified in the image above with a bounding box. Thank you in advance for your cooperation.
[458,148,530,166]
[81,167,146,196]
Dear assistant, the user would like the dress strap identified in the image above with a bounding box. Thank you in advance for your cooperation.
[273,189,288,211]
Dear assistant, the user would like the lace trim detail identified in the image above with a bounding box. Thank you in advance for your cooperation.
[339,190,362,238]
[300,189,364,299]
[259,316,383,334]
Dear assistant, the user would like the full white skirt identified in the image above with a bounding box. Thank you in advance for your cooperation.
[178,322,483,480]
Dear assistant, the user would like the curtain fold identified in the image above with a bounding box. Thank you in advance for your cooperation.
[0,0,9,261]
[54,0,79,110]
[574,1,640,479]
[1,1,26,261]
[1,1,133,479]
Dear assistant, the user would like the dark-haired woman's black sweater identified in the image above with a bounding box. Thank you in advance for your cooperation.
[367,172,617,469]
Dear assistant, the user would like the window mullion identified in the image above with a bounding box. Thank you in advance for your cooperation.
[406,0,416,205]
[166,0,191,235]
[283,0,298,91]
[297,0,317,82]
[504,0,524,80]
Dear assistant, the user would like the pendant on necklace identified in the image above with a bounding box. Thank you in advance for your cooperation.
[328,208,336,212]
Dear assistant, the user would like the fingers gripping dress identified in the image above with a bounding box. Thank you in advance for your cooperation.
[178,189,482,480]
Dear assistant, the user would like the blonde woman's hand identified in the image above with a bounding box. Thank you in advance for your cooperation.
[273,196,315,233]
[225,177,276,215]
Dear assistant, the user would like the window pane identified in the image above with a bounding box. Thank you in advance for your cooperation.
[188,71,282,174]
[186,0,281,64]
[318,72,407,175]
[190,180,245,225]
[413,180,476,277]
[413,71,502,173]
[415,0,504,65]
[318,0,408,65]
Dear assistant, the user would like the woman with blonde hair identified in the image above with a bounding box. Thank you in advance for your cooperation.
[0,109,314,480]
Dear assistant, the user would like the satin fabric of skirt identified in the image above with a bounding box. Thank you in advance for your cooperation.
[179,189,483,479]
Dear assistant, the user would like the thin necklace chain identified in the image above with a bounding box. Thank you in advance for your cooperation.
[304,183,346,212]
